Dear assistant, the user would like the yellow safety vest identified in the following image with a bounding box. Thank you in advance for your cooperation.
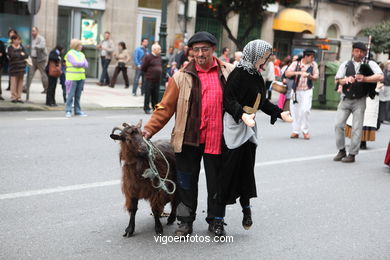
[65,49,86,81]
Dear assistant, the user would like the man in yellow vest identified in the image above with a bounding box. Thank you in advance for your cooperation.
[64,39,88,118]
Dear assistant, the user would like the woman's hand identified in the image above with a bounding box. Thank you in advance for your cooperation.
[242,113,256,127]
[281,111,293,123]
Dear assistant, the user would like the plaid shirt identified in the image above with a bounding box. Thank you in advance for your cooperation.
[196,59,223,155]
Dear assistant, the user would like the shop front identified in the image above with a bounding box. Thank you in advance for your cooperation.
[57,0,105,78]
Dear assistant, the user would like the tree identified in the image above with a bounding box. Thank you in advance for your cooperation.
[362,21,390,58]
[207,0,299,50]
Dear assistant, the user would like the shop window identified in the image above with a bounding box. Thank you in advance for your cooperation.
[326,25,339,39]
[139,0,162,9]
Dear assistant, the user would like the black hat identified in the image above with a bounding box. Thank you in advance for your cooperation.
[352,42,367,52]
[188,31,217,48]
[303,49,315,56]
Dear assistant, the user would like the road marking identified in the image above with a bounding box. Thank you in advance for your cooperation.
[26,117,69,121]
[0,180,120,200]
[0,147,386,200]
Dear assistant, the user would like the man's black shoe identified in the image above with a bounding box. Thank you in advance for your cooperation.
[242,207,253,230]
[174,222,193,236]
[360,141,367,150]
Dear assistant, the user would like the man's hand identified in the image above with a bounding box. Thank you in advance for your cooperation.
[142,129,152,139]
[355,74,364,82]
[345,76,355,84]
[242,113,256,127]
[281,111,293,123]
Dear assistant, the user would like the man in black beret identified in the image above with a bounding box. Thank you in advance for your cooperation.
[142,31,234,236]
[334,42,383,162]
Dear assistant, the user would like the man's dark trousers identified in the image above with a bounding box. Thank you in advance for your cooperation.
[175,144,225,224]
[99,56,111,85]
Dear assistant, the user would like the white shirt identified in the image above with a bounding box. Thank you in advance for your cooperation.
[335,59,383,79]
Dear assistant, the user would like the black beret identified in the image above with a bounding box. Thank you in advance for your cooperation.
[303,49,315,56]
[188,31,217,47]
[352,42,367,52]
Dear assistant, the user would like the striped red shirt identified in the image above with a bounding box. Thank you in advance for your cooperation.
[196,58,223,155]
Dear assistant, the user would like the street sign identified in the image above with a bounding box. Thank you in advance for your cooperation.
[28,0,41,15]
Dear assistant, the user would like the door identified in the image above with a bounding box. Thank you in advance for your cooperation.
[136,8,161,50]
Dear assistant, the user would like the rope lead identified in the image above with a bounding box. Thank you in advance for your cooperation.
[142,137,176,195]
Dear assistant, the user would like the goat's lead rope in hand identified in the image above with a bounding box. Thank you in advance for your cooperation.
[142,137,176,195]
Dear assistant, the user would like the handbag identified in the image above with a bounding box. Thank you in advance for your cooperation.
[48,61,62,77]
[25,56,33,67]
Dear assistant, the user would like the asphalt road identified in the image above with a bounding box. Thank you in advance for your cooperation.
[1,109,389,259]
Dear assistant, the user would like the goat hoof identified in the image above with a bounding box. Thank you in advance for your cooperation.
[155,226,163,235]
[167,216,176,225]
[123,226,134,237]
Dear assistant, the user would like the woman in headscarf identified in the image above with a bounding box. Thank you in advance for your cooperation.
[210,40,292,236]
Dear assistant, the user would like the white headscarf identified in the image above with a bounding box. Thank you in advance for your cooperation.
[237,39,273,75]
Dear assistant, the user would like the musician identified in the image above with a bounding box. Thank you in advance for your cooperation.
[333,42,383,163]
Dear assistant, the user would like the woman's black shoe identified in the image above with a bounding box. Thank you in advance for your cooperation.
[242,207,253,230]
[211,219,226,236]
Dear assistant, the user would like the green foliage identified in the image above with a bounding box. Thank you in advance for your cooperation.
[208,0,276,49]
[362,22,390,54]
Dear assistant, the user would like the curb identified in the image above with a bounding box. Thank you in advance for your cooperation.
[0,101,143,112]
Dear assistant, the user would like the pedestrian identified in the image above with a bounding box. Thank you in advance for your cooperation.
[378,62,390,124]
[7,34,28,103]
[96,31,114,86]
[167,46,176,65]
[233,51,242,67]
[166,61,178,78]
[109,42,130,88]
[6,29,18,91]
[333,42,383,163]
[174,42,186,69]
[64,39,88,118]
[212,39,293,236]
[285,49,319,140]
[25,26,48,94]
[45,45,64,106]
[142,31,235,236]
[59,58,67,103]
[141,43,162,114]
[132,38,149,96]
[278,56,293,110]
[261,53,275,100]
[345,87,380,150]
[0,39,6,101]
[219,47,230,63]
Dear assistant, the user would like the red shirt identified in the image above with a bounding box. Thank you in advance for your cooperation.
[196,59,223,155]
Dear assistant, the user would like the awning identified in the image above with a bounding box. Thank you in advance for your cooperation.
[272,8,315,34]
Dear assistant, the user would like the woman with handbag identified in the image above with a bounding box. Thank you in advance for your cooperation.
[7,34,28,103]
[46,45,64,106]
[109,42,130,88]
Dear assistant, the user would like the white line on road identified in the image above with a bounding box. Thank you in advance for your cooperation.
[26,117,69,121]
[0,148,386,201]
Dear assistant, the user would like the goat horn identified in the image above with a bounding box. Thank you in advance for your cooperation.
[111,126,124,135]
[122,123,130,128]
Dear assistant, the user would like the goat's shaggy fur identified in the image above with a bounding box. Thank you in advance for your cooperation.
[110,121,176,236]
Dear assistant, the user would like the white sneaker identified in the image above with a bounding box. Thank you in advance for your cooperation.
[65,112,72,118]
[75,112,87,117]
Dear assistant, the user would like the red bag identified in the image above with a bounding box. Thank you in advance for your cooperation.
[48,61,62,78]
[385,141,390,166]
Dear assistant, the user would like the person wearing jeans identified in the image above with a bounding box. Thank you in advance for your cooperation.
[96,31,114,86]
[132,38,149,96]
[64,39,88,118]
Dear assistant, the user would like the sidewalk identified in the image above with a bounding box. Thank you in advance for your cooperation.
[0,77,144,111]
